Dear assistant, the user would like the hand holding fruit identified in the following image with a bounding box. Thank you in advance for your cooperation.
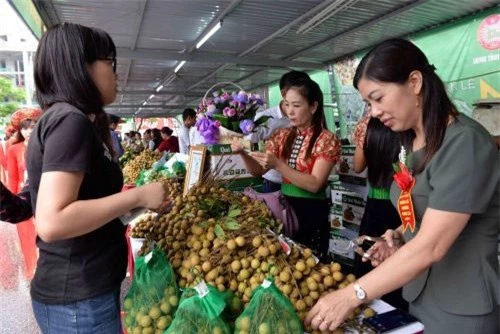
[231,138,245,154]
[137,182,168,210]
[249,151,280,170]
[305,285,361,332]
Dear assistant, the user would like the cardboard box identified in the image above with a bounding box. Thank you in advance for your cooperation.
[206,144,262,190]
[338,145,367,186]
[331,181,356,206]
[341,194,365,231]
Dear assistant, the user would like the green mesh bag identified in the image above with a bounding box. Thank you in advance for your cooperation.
[234,279,303,334]
[165,282,231,334]
[221,290,244,322]
[123,247,179,334]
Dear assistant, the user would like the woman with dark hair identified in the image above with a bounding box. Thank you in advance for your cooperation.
[26,23,167,333]
[157,126,179,153]
[150,128,163,150]
[233,78,341,259]
[5,108,41,280]
[352,115,407,311]
[306,39,498,333]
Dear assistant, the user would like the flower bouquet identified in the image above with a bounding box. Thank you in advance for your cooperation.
[195,82,271,145]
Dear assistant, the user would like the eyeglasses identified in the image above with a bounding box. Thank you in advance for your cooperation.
[98,57,117,73]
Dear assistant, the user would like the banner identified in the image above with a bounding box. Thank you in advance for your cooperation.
[332,8,500,139]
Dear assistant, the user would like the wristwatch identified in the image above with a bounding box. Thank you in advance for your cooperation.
[353,282,367,301]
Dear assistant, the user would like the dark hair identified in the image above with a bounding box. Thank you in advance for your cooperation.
[144,129,152,136]
[182,108,196,121]
[128,130,136,137]
[279,70,310,91]
[282,78,326,160]
[353,38,457,172]
[108,113,122,125]
[35,23,116,114]
[94,112,115,159]
[35,23,116,154]
[161,126,173,136]
[135,132,141,138]
[151,128,162,149]
[364,118,400,188]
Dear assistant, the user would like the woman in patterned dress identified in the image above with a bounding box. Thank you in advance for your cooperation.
[233,77,340,259]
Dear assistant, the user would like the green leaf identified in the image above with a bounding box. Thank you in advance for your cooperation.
[228,208,241,218]
[392,162,401,173]
[214,224,225,239]
[225,220,241,230]
[212,114,230,128]
[254,115,273,128]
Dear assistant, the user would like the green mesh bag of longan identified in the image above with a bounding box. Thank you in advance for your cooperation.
[234,279,303,334]
[165,281,231,334]
[123,247,180,334]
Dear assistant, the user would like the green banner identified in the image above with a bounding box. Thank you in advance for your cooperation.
[332,8,500,139]
[8,0,45,39]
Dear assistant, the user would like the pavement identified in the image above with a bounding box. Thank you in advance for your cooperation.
[0,222,38,334]
[0,222,133,334]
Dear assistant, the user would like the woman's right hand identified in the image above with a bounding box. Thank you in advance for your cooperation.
[136,182,167,210]
[231,138,245,154]
[363,229,404,267]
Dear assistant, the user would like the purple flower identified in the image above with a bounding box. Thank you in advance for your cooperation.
[225,108,236,117]
[212,91,219,97]
[214,120,221,128]
[221,92,231,101]
[223,107,231,116]
[235,91,249,104]
[214,97,221,104]
[196,117,211,133]
[230,99,238,107]
[196,117,220,144]
[239,119,255,134]
[238,102,246,111]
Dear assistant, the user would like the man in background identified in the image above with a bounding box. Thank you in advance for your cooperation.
[108,113,125,161]
[179,108,197,154]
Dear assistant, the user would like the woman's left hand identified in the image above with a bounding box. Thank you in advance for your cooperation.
[249,151,280,170]
[305,285,361,332]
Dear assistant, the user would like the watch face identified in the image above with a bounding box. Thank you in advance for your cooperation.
[355,286,366,299]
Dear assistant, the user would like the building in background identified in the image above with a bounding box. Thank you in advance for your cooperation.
[0,0,38,107]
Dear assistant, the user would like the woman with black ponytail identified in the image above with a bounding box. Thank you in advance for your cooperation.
[306,38,498,333]
[234,77,341,260]
[352,115,407,311]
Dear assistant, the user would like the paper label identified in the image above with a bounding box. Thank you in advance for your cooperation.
[144,251,153,264]
[261,279,272,288]
[195,281,210,298]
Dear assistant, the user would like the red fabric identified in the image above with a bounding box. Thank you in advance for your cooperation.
[6,142,26,194]
[10,107,42,131]
[353,114,371,150]
[5,141,37,279]
[16,218,37,279]
[157,136,179,153]
[0,143,6,184]
[266,127,341,180]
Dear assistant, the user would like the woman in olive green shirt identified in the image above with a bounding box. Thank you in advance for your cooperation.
[305,39,498,334]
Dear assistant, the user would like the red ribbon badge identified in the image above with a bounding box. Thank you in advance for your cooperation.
[393,162,416,233]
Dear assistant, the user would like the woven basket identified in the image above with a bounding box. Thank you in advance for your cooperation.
[202,82,250,145]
